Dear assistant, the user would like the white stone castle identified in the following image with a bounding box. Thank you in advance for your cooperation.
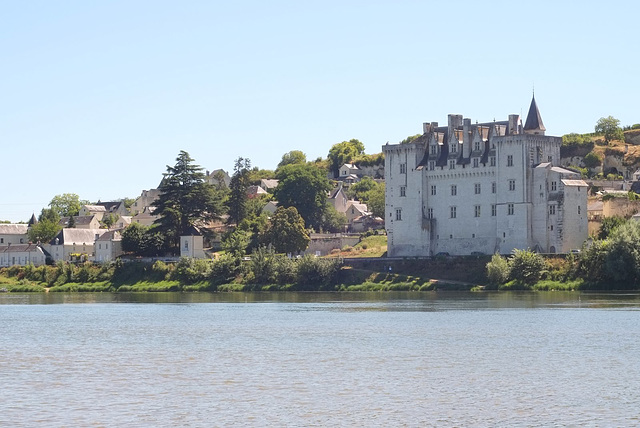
[383,96,588,256]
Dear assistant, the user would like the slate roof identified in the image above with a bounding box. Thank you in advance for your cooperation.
[50,229,106,245]
[0,224,29,235]
[523,95,546,132]
[59,215,97,227]
[96,230,122,242]
[0,244,43,253]
[83,205,107,212]
[260,179,279,189]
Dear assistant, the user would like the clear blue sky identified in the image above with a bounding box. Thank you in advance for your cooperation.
[1,0,637,222]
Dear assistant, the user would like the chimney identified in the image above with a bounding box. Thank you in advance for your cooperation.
[462,118,472,158]
[508,114,520,135]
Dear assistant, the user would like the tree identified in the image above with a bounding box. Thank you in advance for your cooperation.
[277,150,307,169]
[49,193,88,217]
[595,116,624,143]
[265,207,310,254]
[121,223,166,256]
[327,139,365,176]
[102,213,117,229]
[321,205,347,233]
[28,208,61,243]
[508,249,547,285]
[347,176,377,201]
[227,157,251,225]
[598,216,626,240]
[486,253,510,285]
[274,163,332,230]
[583,151,602,168]
[362,184,385,218]
[67,215,76,228]
[153,151,225,251]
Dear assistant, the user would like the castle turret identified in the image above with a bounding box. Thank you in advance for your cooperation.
[523,95,546,135]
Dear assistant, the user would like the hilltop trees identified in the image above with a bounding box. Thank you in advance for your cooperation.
[264,207,309,254]
[277,150,306,169]
[153,151,224,252]
[27,208,61,243]
[595,116,624,143]
[327,139,365,176]
[49,193,88,217]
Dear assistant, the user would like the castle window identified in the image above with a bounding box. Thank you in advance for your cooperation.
[508,204,514,215]
[509,180,516,191]
[184,241,189,250]
[431,185,436,196]
[492,182,496,194]
[400,186,406,197]
[474,183,481,194]
[451,185,457,196]
[490,156,496,166]
[427,208,433,219]
[551,181,557,191]
[449,160,455,170]
[507,155,513,167]
[429,161,435,171]
[548,155,553,163]
[549,205,556,215]
[474,141,480,151]
[451,143,457,153]
[400,163,407,174]
[450,206,457,219]
[430,145,437,155]
[395,209,402,221]
[474,205,481,217]
[491,204,497,216]
[578,206,581,215]
[473,158,479,168]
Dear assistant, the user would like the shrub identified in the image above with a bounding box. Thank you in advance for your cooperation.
[295,255,340,289]
[508,249,547,285]
[486,253,510,285]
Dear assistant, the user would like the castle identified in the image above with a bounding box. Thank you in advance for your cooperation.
[383,96,588,256]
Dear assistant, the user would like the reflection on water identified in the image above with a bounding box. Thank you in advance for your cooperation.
[1,292,640,426]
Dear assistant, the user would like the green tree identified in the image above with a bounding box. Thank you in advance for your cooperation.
[277,150,307,169]
[327,139,365,177]
[222,229,251,258]
[275,163,332,230]
[508,249,547,285]
[227,157,251,225]
[595,116,624,143]
[486,253,510,285]
[598,216,626,240]
[121,223,166,256]
[265,207,310,254]
[362,184,385,218]
[321,205,347,233]
[583,152,602,168]
[28,208,61,243]
[153,151,224,251]
[101,213,117,229]
[347,176,377,201]
[67,215,76,228]
[49,193,88,217]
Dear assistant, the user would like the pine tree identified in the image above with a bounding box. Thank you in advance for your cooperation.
[227,157,251,225]
[152,151,224,252]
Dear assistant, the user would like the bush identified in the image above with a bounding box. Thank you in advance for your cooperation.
[508,249,547,285]
[295,255,340,289]
[486,253,510,285]
[174,258,212,285]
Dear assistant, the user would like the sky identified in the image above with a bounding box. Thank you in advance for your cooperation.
[1,0,638,222]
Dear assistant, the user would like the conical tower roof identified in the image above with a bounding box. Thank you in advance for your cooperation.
[27,213,38,226]
[523,95,546,133]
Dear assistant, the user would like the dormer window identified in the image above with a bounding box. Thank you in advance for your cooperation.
[450,143,457,153]
[430,145,437,155]
[474,141,481,151]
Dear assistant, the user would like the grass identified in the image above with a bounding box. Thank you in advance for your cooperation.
[331,235,387,258]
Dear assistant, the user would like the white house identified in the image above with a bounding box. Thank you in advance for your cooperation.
[59,215,101,230]
[0,224,29,246]
[131,189,161,215]
[95,230,123,263]
[0,244,47,267]
[79,205,106,220]
[132,206,159,227]
[180,227,206,259]
[339,163,360,178]
[345,201,370,223]
[45,228,106,262]
[383,96,588,256]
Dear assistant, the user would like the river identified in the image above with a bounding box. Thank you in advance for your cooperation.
[1,291,639,426]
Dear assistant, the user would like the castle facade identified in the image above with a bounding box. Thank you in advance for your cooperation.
[383,96,588,256]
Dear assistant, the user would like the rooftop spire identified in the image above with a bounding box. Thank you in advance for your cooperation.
[523,94,546,135]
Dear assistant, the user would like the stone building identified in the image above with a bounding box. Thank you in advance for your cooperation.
[383,96,588,256]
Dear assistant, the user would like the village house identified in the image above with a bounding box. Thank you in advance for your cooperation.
[0,224,29,246]
[131,189,161,216]
[95,230,123,263]
[260,179,279,192]
[180,226,206,259]
[79,205,106,220]
[206,169,231,188]
[0,244,47,267]
[132,206,159,227]
[383,96,588,256]
[45,228,106,262]
[59,215,101,230]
